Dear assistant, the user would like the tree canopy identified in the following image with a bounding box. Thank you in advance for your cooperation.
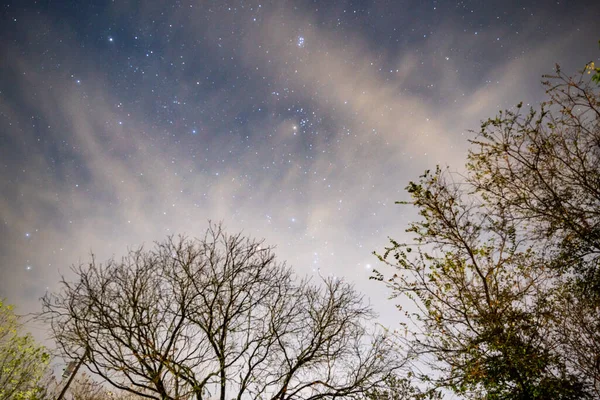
[374,66,600,399]
[43,223,403,400]
[0,299,50,400]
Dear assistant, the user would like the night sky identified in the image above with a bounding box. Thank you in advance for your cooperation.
[1,0,599,330]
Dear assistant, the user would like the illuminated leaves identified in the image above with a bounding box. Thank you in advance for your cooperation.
[0,300,49,400]
[375,64,600,399]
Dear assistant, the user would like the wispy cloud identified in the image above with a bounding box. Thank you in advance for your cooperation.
[0,1,596,329]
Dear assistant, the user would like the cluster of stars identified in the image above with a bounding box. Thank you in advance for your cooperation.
[1,0,592,316]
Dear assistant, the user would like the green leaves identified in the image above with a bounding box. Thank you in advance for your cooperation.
[375,62,600,399]
[587,41,600,85]
[0,300,49,400]
[587,61,600,85]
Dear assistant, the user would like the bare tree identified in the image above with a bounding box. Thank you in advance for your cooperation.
[34,370,153,400]
[43,223,401,400]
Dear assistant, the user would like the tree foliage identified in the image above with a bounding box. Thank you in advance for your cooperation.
[43,223,402,400]
[362,374,441,400]
[0,299,50,400]
[587,40,600,84]
[469,65,600,294]
[374,67,600,399]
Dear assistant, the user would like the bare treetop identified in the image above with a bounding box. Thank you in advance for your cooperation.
[43,223,402,400]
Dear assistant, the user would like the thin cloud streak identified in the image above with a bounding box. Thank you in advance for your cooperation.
[0,2,597,332]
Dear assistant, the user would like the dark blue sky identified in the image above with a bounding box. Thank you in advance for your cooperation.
[1,0,599,321]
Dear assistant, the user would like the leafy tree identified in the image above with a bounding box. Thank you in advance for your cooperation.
[43,223,403,400]
[66,372,104,400]
[0,299,50,400]
[363,374,441,400]
[373,66,600,399]
[588,61,600,84]
[469,65,600,295]
[587,40,600,84]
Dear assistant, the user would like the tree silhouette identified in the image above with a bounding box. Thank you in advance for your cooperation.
[374,66,600,399]
[44,223,402,400]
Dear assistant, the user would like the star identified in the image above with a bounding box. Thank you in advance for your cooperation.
[1,0,596,370]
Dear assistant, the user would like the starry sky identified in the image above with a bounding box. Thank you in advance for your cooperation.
[1,0,600,332]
